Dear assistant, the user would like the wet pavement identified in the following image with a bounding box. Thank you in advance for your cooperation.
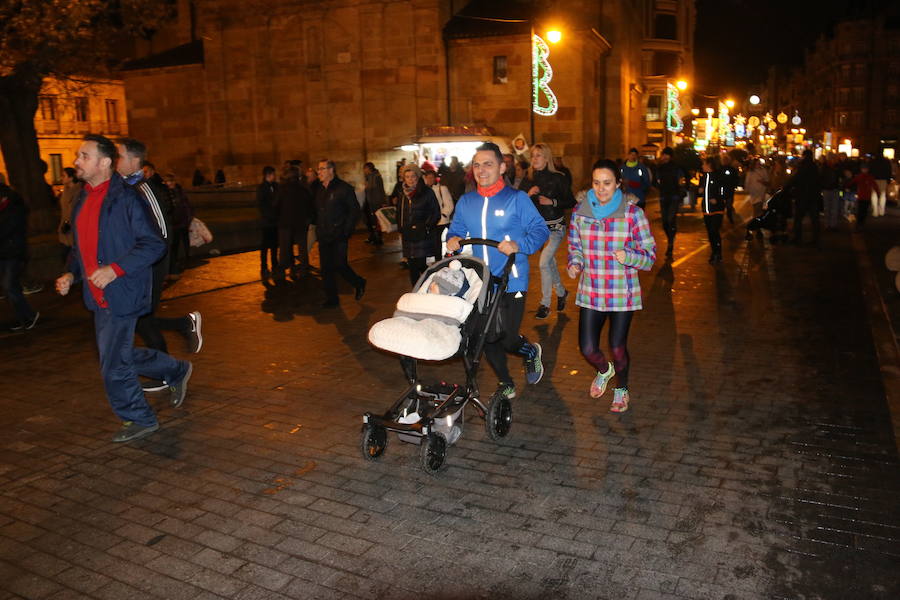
[1,193,899,600]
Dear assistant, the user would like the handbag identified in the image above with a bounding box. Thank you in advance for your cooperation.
[188,217,213,247]
[375,206,397,233]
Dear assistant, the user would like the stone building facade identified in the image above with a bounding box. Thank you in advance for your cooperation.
[0,78,128,186]
[763,16,900,155]
[121,0,694,191]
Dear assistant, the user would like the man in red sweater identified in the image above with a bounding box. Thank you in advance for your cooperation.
[56,134,192,443]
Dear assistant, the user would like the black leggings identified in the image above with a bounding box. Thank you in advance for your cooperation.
[485,292,533,383]
[578,308,634,389]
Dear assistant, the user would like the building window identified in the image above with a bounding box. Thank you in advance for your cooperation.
[851,111,863,127]
[39,95,57,121]
[887,84,899,99]
[853,63,866,79]
[646,94,662,121]
[838,112,848,126]
[840,64,851,80]
[651,52,679,77]
[49,154,63,185]
[493,56,508,84]
[851,87,865,105]
[105,99,118,123]
[888,62,900,77]
[654,13,677,40]
[837,87,849,105]
[887,109,898,125]
[74,97,89,122]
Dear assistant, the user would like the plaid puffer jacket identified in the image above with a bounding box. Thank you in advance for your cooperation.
[567,193,656,311]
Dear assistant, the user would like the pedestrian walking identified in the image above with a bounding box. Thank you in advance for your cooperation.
[275,165,314,281]
[567,159,656,413]
[820,155,842,230]
[58,167,82,264]
[620,148,651,209]
[789,150,822,245]
[446,142,549,401]
[699,157,726,264]
[362,162,387,246]
[517,142,574,319]
[0,180,39,331]
[397,163,441,286]
[422,165,454,256]
[256,166,279,280]
[719,154,740,225]
[314,159,366,308]
[163,173,193,275]
[653,147,685,257]
[851,163,877,229]
[438,156,466,201]
[56,134,192,443]
[116,138,202,388]
[870,155,891,218]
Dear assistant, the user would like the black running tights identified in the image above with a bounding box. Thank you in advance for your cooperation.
[578,308,634,389]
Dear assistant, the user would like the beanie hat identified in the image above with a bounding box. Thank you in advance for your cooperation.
[431,260,468,296]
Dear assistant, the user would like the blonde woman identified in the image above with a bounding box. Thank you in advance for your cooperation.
[517,143,575,319]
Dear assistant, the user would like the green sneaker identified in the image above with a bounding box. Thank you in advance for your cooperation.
[524,343,543,385]
[590,362,615,398]
[495,382,517,400]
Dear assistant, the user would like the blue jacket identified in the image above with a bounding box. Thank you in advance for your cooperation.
[447,185,549,293]
[69,173,167,318]
[621,162,651,201]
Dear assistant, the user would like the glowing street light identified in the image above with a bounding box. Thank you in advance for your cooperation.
[546,29,562,44]
[749,94,761,105]
[725,99,735,109]
[676,80,688,91]
[691,108,700,115]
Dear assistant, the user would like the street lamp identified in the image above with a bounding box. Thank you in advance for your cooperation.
[546,29,562,44]
[725,99,735,109]
[749,94,761,105]
[676,79,688,91]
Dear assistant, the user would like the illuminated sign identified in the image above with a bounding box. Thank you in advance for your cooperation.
[666,83,683,132]
[532,35,558,116]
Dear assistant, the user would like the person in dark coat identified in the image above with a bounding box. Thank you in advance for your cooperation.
[653,147,685,258]
[256,166,279,279]
[314,159,366,307]
[362,162,387,246]
[163,173,193,274]
[275,165,314,281]
[788,150,822,245]
[438,156,466,201]
[397,163,441,287]
[0,181,39,330]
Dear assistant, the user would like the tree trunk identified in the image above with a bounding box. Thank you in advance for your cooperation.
[0,70,53,216]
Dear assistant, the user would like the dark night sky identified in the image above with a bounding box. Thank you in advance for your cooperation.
[693,0,896,98]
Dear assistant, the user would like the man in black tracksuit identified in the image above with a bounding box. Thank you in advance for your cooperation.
[719,155,740,224]
[699,157,726,265]
[315,159,366,308]
[653,147,684,259]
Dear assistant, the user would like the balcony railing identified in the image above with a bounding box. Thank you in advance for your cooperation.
[35,120,127,136]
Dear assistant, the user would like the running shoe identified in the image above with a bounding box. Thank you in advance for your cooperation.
[590,362,615,398]
[524,343,543,385]
[535,305,550,319]
[495,382,517,400]
[187,311,203,353]
[610,387,630,413]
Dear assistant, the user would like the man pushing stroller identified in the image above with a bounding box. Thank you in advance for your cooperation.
[446,142,550,401]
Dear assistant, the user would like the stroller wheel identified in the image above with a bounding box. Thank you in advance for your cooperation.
[485,392,513,440]
[420,432,448,474]
[361,423,388,461]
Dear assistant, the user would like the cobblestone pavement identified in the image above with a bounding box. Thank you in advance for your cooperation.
[1,193,899,600]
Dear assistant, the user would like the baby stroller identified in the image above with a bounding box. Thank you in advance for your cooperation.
[363,239,516,474]
[746,187,791,243]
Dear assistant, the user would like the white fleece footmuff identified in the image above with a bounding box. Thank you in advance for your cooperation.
[368,316,461,361]
[395,293,473,324]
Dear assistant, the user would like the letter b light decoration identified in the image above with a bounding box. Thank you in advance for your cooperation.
[532,34,558,116]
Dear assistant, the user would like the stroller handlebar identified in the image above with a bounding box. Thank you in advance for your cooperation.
[458,238,500,250]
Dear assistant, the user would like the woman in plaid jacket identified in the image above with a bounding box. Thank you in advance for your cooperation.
[567,159,656,412]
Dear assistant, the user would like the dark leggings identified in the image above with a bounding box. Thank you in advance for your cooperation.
[578,308,634,389]
[485,292,533,384]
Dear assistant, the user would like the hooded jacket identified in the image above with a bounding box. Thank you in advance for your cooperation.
[69,173,167,317]
[447,184,549,293]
